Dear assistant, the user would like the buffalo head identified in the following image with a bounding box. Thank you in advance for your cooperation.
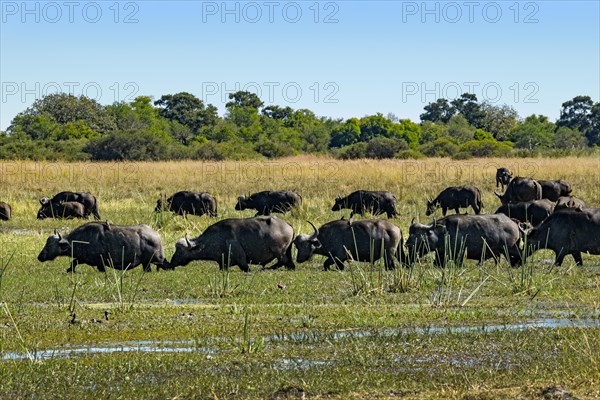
[405,220,447,262]
[170,234,199,268]
[331,196,344,211]
[38,231,71,262]
[235,195,249,211]
[293,221,321,263]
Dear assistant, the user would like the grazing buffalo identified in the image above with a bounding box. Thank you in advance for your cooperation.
[495,177,542,205]
[235,190,301,216]
[426,185,483,216]
[331,190,398,218]
[156,191,217,217]
[294,218,404,270]
[496,167,512,190]
[37,201,86,219]
[495,199,554,226]
[38,222,166,273]
[406,214,522,267]
[537,179,572,202]
[0,202,11,221]
[555,196,586,211]
[169,216,295,272]
[525,208,600,266]
[40,191,100,219]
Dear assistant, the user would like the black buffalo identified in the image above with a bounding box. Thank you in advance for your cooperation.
[0,202,11,221]
[331,190,398,218]
[169,216,295,272]
[426,185,483,216]
[495,177,542,205]
[495,199,554,226]
[555,196,586,211]
[156,191,217,217]
[40,191,101,219]
[294,218,404,270]
[38,222,166,273]
[496,167,512,190]
[537,179,572,202]
[37,200,86,219]
[525,208,600,266]
[406,214,522,267]
[235,190,301,216]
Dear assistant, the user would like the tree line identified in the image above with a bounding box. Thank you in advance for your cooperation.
[1,91,598,161]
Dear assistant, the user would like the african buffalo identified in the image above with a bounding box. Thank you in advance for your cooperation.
[294,218,404,270]
[496,167,512,190]
[537,179,572,202]
[235,190,301,216]
[555,196,586,211]
[426,185,483,216]
[156,191,217,217]
[495,177,542,205]
[406,214,522,267]
[495,199,554,226]
[38,222,166,273]
[40,191,100,219]
[0,202,11,221]
[525,208,600,266]
[169,216,295,272]
[37,201,86,219]
[331,190,398,218]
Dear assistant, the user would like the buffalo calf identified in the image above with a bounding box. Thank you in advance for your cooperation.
[156,191,217,217]
[426,185,483,216]
[235,190,301,216]
[332,190,398,218]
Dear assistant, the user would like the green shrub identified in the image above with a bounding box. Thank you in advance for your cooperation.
[84,130,169,161]
[337,142,367,159]
[396,149,425,159]
[365,137,408,159]
[419,137,460,157]
[460,139,514,157]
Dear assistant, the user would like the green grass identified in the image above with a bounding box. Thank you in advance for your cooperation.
[0,157,599,399]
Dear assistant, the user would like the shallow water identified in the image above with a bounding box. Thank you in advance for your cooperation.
[3,317,598,361]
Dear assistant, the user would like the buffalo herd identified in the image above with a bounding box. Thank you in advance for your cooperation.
[1,168,599,272]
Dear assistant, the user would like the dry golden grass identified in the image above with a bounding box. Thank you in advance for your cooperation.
[1,156,598,225]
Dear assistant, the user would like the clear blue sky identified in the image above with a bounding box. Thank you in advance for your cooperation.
[1,1,599,130]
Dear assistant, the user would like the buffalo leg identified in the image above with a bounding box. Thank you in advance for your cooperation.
[572,252,584,266]
[323,257,344,271]
[225,240,249,272]
[384,251,396,270]
[554,251,566,266]
[283,245,295,270]
[66,259,79,273]
[441,207,447,216]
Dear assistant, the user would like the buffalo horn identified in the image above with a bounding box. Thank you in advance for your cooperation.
[307,221,319,236]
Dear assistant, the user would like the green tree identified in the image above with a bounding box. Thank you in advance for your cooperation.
[480,102,518,140]
[329,118,361,148]
[154,92,219,134]
[420,98,454,123]
[553,126,588,149]
[419,121,445,144]
[8,93,116,137]
[262,105,293,120]
[446,115,475,143]
[509,114,555,150]
[451,93,484,128]
[226,91,264,110]
[557,96,593,133]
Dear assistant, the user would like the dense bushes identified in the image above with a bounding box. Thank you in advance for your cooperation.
[1,92,598,160]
